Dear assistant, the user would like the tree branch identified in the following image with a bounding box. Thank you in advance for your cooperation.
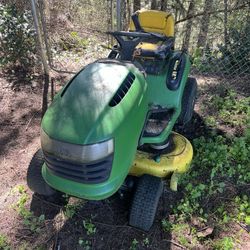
[175,0,187,14]
[176,4,247,24]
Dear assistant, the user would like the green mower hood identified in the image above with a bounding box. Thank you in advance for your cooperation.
[40,60,148,200]
[42,61,147,145]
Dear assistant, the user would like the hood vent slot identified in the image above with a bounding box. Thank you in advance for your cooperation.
[109,72,135,107]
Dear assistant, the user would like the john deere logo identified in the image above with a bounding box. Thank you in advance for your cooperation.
[56,147,70,158]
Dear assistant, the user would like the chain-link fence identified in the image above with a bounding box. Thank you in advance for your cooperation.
[35,0,112,76]
[1,0,249,87]
[35,1,249,86]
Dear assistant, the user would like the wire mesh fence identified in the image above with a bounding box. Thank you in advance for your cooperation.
[1,0,249,87]
[35,1,249,85]
[36,0,111,75]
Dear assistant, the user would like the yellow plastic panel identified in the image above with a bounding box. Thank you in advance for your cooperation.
[135,42,161,51]
[129,132,193,178]
[129,10,175,37]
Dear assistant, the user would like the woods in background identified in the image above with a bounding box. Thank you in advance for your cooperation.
[0,0,249,75]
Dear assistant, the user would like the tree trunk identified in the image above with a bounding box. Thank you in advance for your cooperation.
[127,0,132,27]
[151,0,158,10]
[182,0,195,51]
[121,0,131,30]
[197,0,214,49]
[133,0,141,12]
[121,0,126,30]
[116,0,122,30]
[224,0,229,50]
[160,0,168,11]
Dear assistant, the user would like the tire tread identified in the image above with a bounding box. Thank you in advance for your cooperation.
[129,175,163,231]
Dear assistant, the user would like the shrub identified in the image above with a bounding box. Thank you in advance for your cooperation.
[175,134,250,218]
[205,89,250,127]
[0,234,10,250]
[0,3,36,70]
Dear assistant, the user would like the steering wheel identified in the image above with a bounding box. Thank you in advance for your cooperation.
[107,31,166,44]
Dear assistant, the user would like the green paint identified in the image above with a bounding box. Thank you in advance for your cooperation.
[154,155,161,163]
[41,52,191,200]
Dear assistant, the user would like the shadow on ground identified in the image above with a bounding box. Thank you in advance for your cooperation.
[29,191,174,250]
[192,73,250,98]
[0,108,41,157]
[174,111,226,140]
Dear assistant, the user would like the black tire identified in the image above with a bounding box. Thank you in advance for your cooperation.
[129,174,163,231]
[178,77,197,125]
[27,149,57,196]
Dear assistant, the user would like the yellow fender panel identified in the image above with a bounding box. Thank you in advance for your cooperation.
[129,133,193,180]
[135,42,162,51]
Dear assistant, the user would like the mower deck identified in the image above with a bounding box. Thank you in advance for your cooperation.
[129,132,193,191]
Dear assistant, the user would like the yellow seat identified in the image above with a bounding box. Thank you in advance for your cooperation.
[129,10,175,63]
[129,10,174,37]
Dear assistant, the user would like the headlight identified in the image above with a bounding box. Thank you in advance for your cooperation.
[41,129,114,163]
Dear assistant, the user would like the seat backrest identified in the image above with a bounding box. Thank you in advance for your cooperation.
[129,10,174,37]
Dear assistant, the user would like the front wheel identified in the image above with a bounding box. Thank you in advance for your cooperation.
[129,174,163,231]
[27,149,66,205]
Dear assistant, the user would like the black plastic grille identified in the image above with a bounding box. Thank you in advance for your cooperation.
[109,72,135,107]
[44,152,113,184]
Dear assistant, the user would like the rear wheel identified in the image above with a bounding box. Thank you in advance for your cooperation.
[129,174,163,231]
[178,77,197,125]
[27,149,66,205]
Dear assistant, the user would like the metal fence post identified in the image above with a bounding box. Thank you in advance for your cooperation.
[30,0,50,116]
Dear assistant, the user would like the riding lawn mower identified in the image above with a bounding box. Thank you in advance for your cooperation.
[27,10,197,231]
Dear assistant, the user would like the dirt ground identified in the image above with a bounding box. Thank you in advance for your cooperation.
[0,69,249,249]
[0,71,42,240]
